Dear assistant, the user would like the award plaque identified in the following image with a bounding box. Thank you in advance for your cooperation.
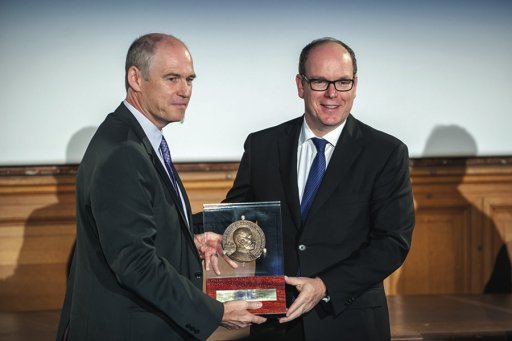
[202,202,285,315]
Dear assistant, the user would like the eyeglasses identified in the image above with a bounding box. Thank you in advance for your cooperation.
[301,74,354,92]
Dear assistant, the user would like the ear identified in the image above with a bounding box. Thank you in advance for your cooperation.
[352,75,358,98]
[296,74,305,99]
[127,66,143,92]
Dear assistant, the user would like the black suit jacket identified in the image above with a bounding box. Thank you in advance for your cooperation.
[56,103,223,341]
[225,115,415,340]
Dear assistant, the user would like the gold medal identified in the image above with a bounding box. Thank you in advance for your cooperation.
[222,215,266,263]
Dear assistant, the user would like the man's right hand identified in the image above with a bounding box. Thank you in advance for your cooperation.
[220,301,267,329]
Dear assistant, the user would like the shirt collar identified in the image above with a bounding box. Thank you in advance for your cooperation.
[298,116,346,147]
[123,100,163,153]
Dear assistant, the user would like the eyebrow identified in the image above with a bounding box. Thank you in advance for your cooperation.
[310,76,353,81]
[162,72,197,79]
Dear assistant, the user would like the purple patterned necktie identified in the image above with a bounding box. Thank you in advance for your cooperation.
[300,137,328,224]
[159,136,180,195]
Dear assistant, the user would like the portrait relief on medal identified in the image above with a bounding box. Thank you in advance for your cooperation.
[222,216,266,263]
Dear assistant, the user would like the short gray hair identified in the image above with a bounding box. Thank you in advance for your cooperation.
[124,33,181,91]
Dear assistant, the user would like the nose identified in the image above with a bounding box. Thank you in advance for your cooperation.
[177,79,192,98]
[325,83,337,98]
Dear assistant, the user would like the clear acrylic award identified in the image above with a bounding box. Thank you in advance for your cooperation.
[201,201,285,315]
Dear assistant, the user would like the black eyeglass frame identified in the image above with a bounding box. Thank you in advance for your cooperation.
[300,74,354,92]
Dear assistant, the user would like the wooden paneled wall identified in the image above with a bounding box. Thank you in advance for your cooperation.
[1,158,511,311]
[388,158,512,295]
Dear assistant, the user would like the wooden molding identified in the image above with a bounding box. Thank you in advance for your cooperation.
[1,157,512,310]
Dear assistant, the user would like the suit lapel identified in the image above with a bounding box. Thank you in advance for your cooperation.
[305,115,364,223]
[172,165,193,228]
[113,104,193,237]
[149,144,193,234]
[278,118,303,230]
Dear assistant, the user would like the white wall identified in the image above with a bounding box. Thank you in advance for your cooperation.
[1,0,511,165]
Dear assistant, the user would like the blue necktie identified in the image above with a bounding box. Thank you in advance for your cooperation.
[300,137,328,224]
[159,136,180,195]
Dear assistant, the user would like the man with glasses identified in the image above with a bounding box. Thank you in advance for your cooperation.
[224,37,415,340]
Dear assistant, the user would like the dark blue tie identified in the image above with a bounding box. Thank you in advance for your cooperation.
[159,136,180,195]
[300,137,328,224]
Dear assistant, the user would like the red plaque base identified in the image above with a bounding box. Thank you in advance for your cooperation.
[206,275,286,315]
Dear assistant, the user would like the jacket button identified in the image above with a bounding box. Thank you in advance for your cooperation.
[298,244,306,251]
[194,272,202,279]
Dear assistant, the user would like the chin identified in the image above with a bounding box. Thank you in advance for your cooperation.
[320,119,343,127]
[169,115,186,123]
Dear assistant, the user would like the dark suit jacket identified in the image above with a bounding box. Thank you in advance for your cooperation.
[56,103,223,341]
[224,115,415,340]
